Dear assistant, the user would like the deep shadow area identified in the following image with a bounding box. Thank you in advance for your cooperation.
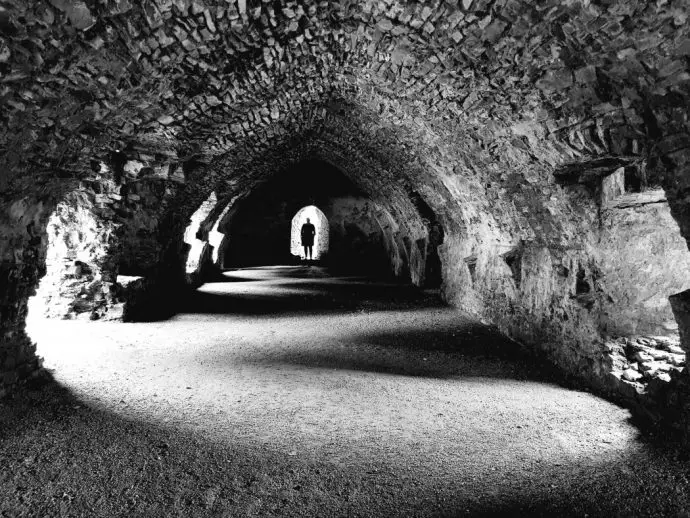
[178,266,443,316]
[220,160,395,278]
[236,323,544,380]
[185,268,543,379]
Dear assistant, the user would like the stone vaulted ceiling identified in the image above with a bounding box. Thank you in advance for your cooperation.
[2,0,689,191]
[4,0,690,442]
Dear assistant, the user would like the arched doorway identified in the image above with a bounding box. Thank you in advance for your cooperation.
[290,205,329,260]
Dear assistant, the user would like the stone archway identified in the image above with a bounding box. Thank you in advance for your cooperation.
[183,192,218,275]
[290,205,329,261]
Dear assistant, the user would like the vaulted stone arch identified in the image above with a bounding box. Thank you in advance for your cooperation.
[2,0,690,439]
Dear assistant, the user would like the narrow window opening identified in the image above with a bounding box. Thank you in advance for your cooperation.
[503,249,521,287]
[465,255,477,285]
[575,267,590,295]
[624,166,642,193]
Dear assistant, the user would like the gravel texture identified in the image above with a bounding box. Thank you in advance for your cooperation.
[2,267,689,517]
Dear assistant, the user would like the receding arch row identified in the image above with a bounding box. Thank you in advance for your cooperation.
[178,133,464,285]
[182,158,443,287]
[10,112,690,444]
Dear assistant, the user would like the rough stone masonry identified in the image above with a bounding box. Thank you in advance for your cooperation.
[2,0,690,439]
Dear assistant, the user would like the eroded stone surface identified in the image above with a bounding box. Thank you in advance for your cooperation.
[608,335,686,391]
[1,0,690,439]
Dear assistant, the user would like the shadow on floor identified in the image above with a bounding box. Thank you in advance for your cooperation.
[1,380,689,517]
[207,266,348,283]
[181,267,559,382]
[177,290,442,316]
[194,317,559,383]
[178,270,443,317]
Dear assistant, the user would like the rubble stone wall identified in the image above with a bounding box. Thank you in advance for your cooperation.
[327,197,411,280]
[2,0,690,437]
[598,195,690,337]
[30,186,121,321]
[0,189,60,397]
[25,151,192,323]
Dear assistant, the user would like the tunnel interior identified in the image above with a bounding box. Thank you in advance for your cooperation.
[221,159,413,278]
[3,0,690,513]
[2,0,689,430]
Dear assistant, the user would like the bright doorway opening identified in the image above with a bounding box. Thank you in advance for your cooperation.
[290,205,329,260]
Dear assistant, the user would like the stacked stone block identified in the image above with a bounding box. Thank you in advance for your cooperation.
[1,0,690,439]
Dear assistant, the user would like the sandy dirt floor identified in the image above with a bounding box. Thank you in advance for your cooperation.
[2,266,690,517]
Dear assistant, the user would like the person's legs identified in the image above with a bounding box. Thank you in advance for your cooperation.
[308,246,313,260]
[303,245,308,261]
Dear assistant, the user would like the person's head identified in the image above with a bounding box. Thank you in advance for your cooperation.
[306,218,310,223]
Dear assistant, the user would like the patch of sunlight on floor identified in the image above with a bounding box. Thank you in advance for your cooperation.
[30,268,640,479]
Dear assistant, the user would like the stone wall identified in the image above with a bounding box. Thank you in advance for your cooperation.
[30,185,121,320]
[438,177,690,429]
[27,151,191,323]
[118,160,185,276]
[0,190,58,397]
[2,0,690,438]
[327,197,403,279]
[598,192,690,337]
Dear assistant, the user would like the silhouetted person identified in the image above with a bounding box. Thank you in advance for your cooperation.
[301,218,316,261]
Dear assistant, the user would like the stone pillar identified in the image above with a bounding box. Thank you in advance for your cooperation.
[664,290,690,441]
[0,262,42,397]
[0,197,53,397]
[670,290,690,355]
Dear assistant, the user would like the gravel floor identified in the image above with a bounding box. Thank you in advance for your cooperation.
[2,266,690,517]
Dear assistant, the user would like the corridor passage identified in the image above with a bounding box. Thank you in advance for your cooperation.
[3,267,689,516]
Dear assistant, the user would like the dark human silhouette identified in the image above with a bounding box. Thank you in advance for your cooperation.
[301,218,316,261]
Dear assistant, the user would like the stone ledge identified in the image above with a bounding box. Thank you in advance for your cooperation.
[606,189,667,210]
